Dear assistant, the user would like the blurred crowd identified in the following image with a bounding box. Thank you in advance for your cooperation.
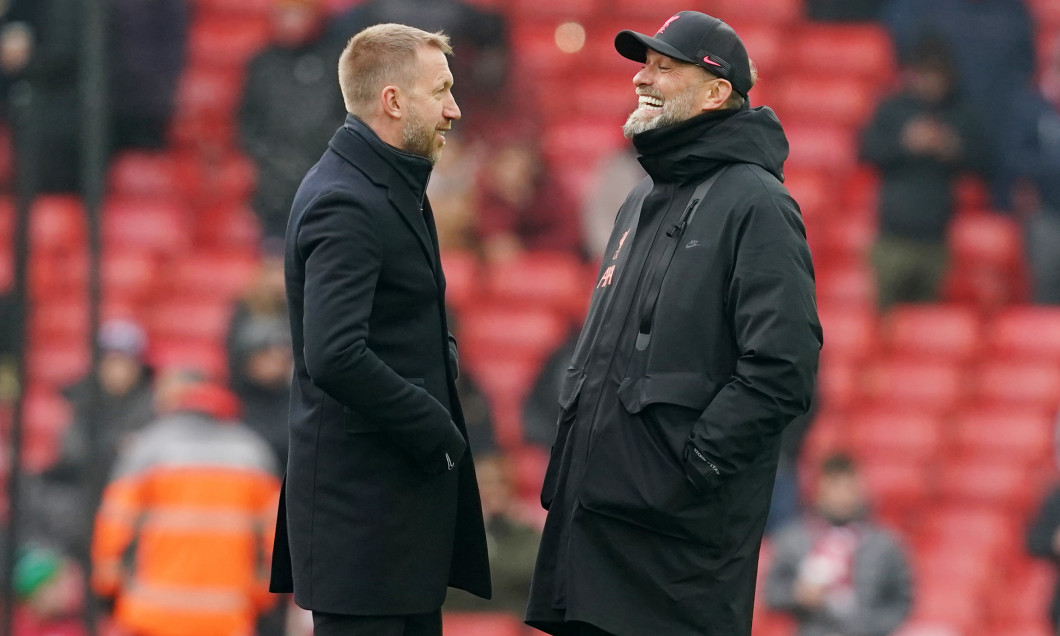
[0,0,1058,635]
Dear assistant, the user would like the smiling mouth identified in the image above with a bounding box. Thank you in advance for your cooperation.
[637,94,663,110]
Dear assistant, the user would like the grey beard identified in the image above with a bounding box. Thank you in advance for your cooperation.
[402,114,440,164]
[622,87,700,138]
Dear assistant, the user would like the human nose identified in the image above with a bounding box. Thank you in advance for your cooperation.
[444,93,461,121]
[632,65,653,88]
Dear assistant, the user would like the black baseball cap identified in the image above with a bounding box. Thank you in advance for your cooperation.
[615,11,753,97]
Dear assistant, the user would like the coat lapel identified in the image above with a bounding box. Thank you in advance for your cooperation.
[385,171,439,276]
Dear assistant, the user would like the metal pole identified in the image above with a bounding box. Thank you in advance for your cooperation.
[1,78,35,636]
[80,0,108,634]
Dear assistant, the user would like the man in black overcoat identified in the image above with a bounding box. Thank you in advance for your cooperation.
[526,12,822,636]
[269,23,491,636]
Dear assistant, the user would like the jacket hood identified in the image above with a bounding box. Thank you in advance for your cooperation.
[632,105,789,183]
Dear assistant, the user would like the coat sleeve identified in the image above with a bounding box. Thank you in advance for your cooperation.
[685,193,821,486]
[297,193,466,470]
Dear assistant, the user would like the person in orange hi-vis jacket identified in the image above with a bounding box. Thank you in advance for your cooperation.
[91,380,281,636]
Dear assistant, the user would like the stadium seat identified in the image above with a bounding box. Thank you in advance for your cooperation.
[609,0,693,20]
[936,460,1035,515]
[1029,0,1060,30]
[910,577,984,636]
[167,251,260,302]
[783,167,835,225]
[948,211,1023,270]
[881,304,982,361]
[440,250,479,312]
[510,0,596,18]
[31,195,85,253]
[147,298,233,343]
[952,407,1053,466]
[510,21,579,77]
[459,305,569,361]
[813,357,859,411]
[30,250,89,300]
[791,24,895,79]
[541,118,626,167]
[571,74,639,123]
[847,407,943,463]
[859,357,965,412]
[26,338,90,388]
[856,459,932,523]
[485,251,591,320]
[917,506,1015,556]
[972,360,1060,409]
[814,259,875,308]
[509,444,550,502]
[194,204,262,250]
[441,612,524,636]
[728,23,784,77]
[817,304,876,361]
[171,66,243,126]
[102,249,159,306]
[197,152,257,205]
[29,296,89,342]
[842,167,880,212]
[103,197,191,254]
[893,622,962,636]
[772,76,881,128]
[714,0,803,24]
[987,306,1060,361]
[811,215,874,262]
[108,151,180,199]
[783,122,859,173]
[190,0,271,17]
[462,354,543,447]
[22,385,72,437]
[186,16,271,69]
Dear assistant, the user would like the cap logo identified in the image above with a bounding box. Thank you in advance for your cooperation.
[702,54,722,68]
[656,14,680,34]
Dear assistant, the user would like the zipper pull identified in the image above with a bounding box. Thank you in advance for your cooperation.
[667,198,700,237]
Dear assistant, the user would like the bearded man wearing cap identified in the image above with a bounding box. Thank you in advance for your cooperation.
[526,12,822,636]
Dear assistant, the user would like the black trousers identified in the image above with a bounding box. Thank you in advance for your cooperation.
[312,610,442,636]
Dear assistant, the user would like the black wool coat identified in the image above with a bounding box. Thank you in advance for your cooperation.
[526,106,822,636]
[270,114,491,614]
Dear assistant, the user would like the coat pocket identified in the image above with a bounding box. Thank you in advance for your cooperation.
[343,377,426,434]
[541,368,585,511]
[578,373,726,546]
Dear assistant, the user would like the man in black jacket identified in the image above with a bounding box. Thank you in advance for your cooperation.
[525,12,821,636]
[269,23,491,636]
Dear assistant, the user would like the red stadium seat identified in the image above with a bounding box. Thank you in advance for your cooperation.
[167,251,260,302]
[910,577,984,635]
[952,407,1053,466]
[817,304,877,361]
[31,196,85,253]
[972,360,1060,409]
[440,250,480,311]
[26,338,90,388]
[103,197,191,254]
[486,251,591,321]
[814,259,875,308]
[936,460,1035,514]
[917,506,1015,555]
[987,306,1060,361]
[609,1,692,20]
[441,612,524,636]
[881,304,982,361]
[859,357,966,412]
[461,354,543,447]
[194,204,262,250]
[191,0,271,17]
[856,459,932,522]
[187,17,271,68]
[784,167,835,225]
[714,0,803,24]
[149,338,228,380]
[811,214,874,262]
[541,118,626,167]
[102,249,159,306]
[197,152,257,205]
[510,21,579,77]
[147,298,233,343]
[22,385,72,437]
[783,122,858,172]
[29,296,89,342]
[893,622,962,636]
[847,407,943,463]
[459,305,569,362]
[772,76,881,128]
[814,357,859,411]
[842,167,880,212]
[571,74,639,123]
[509,444,550,501]
[108,151,181,199]
[30,250,89,300]
[948,211,1023,270]
[510,0,596,17]
[792,24,895,79]
[730,23,785,77]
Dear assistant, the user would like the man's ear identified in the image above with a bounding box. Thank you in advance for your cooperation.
[381,85,403,120]
[700,78,733,112]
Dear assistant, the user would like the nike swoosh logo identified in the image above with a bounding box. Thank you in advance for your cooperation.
[703,55,722,67]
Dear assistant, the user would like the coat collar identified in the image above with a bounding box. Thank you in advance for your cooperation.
[328,114,439,273]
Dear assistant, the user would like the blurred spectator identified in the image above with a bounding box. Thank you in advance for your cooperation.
[859,35,985,310]
[580,148,644,262]
[239,0,346,239]
[12,545,86,636]
[766,453,913,636]
[108,0,188,150]
[443,454,540,614]
[807,0,885,21]
[1028,481,1060,633]
[882,0,1034,181]
[39,319,156,556]
[229,316,293,468]
[522,329,577,449]
[428,131,483,251]
[226,238,287,376]
[332,0,512,138]
[477,141,585,263]
[999,38,1060,304]
[91,382,280,636]
[1,0,83,192]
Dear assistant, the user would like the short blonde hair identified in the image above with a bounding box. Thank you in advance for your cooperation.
[338,23,452,116]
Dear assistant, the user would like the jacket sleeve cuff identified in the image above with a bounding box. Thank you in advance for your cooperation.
[683,442,723,492]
